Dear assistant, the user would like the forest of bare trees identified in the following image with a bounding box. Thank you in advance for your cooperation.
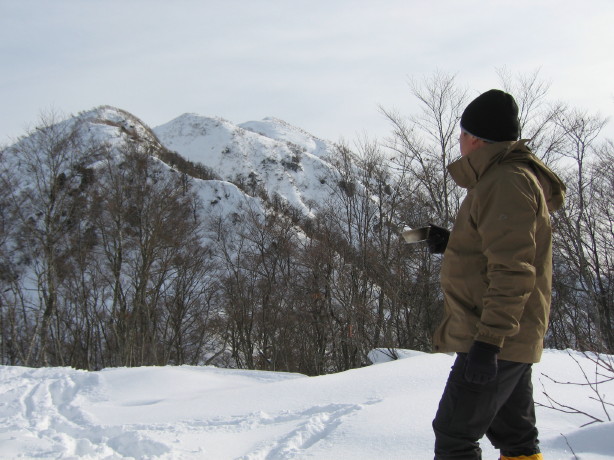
[0,72,611,374]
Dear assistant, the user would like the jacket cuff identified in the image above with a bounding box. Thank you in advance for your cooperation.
[474,332,506,348]
[472,340,501,354]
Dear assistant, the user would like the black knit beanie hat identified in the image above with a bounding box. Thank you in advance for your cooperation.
[460,89,520,142]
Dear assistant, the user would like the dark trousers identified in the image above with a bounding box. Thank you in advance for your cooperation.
[432,353,540,460]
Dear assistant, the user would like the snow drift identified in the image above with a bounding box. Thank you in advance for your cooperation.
[1,350,612,459]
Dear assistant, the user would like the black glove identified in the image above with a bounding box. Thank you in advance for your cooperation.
[426,223,450,254]
[464,341,501,384]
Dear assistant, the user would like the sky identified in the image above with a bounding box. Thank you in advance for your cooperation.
[1,0,614,145]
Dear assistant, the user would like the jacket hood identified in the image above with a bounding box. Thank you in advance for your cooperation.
[448,139,566,212]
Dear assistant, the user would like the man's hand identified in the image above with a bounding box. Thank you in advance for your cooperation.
[426,224,450,254]
[464,341,501,384]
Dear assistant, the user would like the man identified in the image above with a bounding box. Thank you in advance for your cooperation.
[428,89,566,460]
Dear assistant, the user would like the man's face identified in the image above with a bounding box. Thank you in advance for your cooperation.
[459,129,472,157]
[458,128,486,157]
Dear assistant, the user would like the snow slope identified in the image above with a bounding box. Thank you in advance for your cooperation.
[1,350,612,459]
[154,114,339,218]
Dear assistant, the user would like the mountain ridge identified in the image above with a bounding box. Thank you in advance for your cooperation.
[152,110,340,218]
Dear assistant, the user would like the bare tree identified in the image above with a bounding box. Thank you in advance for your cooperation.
[549,109,612,351]
[0,146,25,365]
[212,201,304,372]
[537,351,613,427]
[496,67,566,164]
[382,71,467,225]
[0,112,101,366]
[93,145,211,366]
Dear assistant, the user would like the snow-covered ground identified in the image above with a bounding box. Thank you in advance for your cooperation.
[1,350,612,459]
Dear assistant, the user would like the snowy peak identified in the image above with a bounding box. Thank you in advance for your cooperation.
[6,106,342,220]
[152,113,236,167]
[153,113,339,217]
[76,105,161,148]
[154,113,234,140]
[239,116,334,158]
[4,105,162,179]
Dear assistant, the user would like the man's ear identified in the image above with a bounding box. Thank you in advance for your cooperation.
[470,135,488,149]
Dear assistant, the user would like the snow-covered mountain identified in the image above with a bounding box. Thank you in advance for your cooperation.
[4,105,346,242]
[153,113,339,218]
[7,105,341,212]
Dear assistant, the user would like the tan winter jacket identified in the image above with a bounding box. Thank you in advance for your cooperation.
[433,140,566,363]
